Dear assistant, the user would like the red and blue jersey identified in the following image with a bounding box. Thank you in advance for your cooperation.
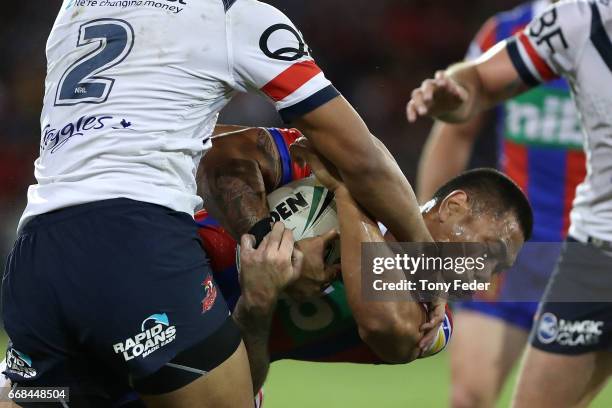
[468,0,586,242]
[195,128,310,313]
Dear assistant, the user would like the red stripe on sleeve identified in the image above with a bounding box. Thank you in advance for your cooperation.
[261,60,322,102]
[562,151,587,236]
[476,17,498,53]
[518,32,557,81]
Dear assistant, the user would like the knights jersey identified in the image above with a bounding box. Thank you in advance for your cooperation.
[196,128,453,363]
[505,0,612,243]
[467,0,586,242]
[19,0,338,232]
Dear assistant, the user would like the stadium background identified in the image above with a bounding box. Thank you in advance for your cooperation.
[0,1,610,406]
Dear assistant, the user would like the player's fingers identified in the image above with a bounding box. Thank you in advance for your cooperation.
[240,234,256,252]
[411,90,429,116]
[290,143,315,167]
[434,70,446,81]
[279,227,295,258]
[406,100,418,122]
[421,79,436,102]
[418,324,441,351]
[419,304,445,348]
[267,222,286,250]
[289,140,310,167]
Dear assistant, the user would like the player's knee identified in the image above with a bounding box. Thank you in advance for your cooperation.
[450,383,491,408]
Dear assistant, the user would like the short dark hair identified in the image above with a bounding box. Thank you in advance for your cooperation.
[431,168,533,241]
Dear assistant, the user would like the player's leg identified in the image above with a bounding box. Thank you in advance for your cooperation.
[512,240,612,407]
[140,341,252,408]
[450,307,528,408]
[2,199,253,406]
[513,346,612,408]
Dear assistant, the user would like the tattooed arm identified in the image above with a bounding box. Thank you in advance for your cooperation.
[407,41,529,123]
[197,126,283,239]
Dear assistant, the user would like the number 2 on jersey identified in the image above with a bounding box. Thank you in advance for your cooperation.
[55,19,134,106]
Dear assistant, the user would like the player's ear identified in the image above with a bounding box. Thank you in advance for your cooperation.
[437,190,469,222]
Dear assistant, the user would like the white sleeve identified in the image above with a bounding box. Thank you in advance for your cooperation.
[506,0,591,85]
[227,0,340,123]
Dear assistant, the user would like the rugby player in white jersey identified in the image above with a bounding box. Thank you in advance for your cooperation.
[407,1,612,406]
[1,0,438,407]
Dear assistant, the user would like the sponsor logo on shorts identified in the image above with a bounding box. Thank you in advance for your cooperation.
[536,312,604,347]
[113,313,177,361]
[536,312,559,344]
[5,348,37,379]
[201,275,217,313]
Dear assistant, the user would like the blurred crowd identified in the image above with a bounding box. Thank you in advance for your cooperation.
[0,0,521,260]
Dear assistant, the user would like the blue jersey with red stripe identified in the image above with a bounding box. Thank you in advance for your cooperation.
[468,0,586,242]
[196,128,453,363]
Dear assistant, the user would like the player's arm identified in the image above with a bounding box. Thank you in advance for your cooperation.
[197,126,282,239]
[407,1,589,123]
[233,223,303,393]
[416,117,485,203]
[229,2,431,244]
[291,141,425,363]
[407,44,527,124]
[292,97,432,244]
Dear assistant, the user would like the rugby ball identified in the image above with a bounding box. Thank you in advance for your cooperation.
[267,177,340,264]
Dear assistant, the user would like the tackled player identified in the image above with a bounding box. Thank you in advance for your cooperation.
[197,125,532,394]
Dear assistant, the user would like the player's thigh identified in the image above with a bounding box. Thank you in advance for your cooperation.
[3,199,247,403]
[513,346,612,408]
[450,308,528,407]
[141,341,253,408]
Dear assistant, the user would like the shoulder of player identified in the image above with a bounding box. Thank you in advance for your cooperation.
[226,0,293,28]
[471,2,536,54]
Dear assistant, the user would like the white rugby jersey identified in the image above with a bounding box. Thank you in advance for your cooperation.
[506,0,612,242]
[20,0,338,231]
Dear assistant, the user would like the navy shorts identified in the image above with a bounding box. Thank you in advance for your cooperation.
[2,199,240,403]
[530,238,612,354]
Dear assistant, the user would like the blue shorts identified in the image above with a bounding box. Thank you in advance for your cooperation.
[2,199,240,402]
[458,242,562,331]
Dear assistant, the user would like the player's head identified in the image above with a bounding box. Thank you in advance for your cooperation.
[422,168,532,271]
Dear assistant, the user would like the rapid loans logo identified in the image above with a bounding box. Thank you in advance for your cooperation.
[113,313,176,361]
[5,348,37,379]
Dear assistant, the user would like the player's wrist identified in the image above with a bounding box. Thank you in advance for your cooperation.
[239,290,278,317]
[332,185,350,198]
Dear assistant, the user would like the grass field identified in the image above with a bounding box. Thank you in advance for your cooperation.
[1,332,611,406]
[265,354,612,407]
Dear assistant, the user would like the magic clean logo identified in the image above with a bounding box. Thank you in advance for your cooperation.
[113,313,177,361]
